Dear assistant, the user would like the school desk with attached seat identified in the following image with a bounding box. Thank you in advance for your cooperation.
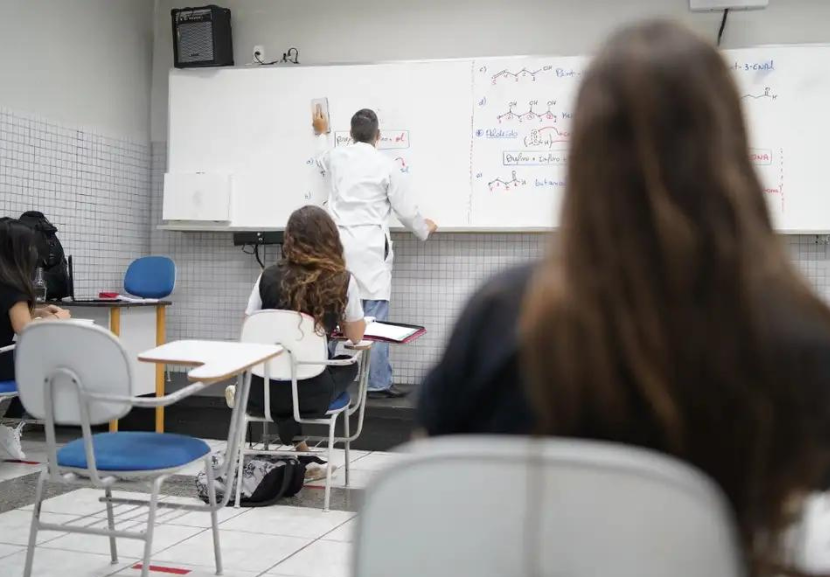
[49,300,171,432]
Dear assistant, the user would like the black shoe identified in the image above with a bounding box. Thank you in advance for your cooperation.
[368,385,410,399]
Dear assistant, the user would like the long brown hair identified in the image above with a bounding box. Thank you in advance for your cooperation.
[279,205,349,333]
[521,20,830,572]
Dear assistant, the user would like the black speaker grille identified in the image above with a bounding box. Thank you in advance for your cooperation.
[177,21,215,63]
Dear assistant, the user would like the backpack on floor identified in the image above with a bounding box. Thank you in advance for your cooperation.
[18,211,70,300]
[196,452,306,507]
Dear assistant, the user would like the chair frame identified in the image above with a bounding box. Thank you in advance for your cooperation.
[236,311,373,511]
[23,343,259,577]
[0,344,20,425]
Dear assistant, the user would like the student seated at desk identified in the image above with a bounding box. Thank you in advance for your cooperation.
[234,206,365,461]
[0,217,70,459]
[420,21,830,574]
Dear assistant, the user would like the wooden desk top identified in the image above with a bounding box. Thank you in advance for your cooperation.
[138,339,283,384]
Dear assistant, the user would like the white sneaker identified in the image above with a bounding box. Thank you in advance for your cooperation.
[305,463,338,482]
[224,385,236,409]
[0,422,25,460]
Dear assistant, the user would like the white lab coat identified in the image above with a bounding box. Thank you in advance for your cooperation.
[316,135,430,301]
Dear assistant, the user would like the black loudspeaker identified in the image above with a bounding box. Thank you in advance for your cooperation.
[171,5,233,68]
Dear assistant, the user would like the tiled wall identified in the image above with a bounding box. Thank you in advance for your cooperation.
[0,107,151,297]
[151,141,830,384]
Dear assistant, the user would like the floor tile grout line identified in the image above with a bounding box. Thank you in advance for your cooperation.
[256,514,358,576]
[0,544,25,560]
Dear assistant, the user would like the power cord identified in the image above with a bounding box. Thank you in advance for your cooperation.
[240,244,266,269]
[717,8,730,47]
[253,47,300,66]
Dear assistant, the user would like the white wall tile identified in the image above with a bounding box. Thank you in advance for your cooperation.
[0,107,151,296]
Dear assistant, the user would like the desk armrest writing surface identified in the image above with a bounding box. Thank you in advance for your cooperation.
[138,340,284,384]
[47,300,173,308]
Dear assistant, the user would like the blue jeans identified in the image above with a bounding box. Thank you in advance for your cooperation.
[362,299,392,391]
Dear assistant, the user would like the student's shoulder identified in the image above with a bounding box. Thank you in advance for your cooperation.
[469,263,537,309]
[259,264,284,283]
[455,263,537,330]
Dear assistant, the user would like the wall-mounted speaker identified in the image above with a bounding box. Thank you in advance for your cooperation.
[171,5,234,68]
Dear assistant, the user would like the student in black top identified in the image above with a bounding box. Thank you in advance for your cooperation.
[0,217,70,380]
[420,21,830,576]
[239,206,366,451]
[418,263,535,435]
[0,217,69,459]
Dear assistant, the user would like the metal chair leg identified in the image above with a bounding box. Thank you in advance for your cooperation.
[23,469,47,577]
[104,487,119,563]
[235,417,246,508]
[205,456,224,575]
[344,412,351,487]
[140,477,164,577]
[324,415,338,512]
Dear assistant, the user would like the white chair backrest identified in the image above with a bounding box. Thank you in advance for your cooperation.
[355,436,745,577]
[241,310,327,381]
[15,322,133,425]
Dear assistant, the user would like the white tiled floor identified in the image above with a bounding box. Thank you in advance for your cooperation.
[0,437,404,577]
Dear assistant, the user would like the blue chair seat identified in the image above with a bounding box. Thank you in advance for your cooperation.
[0,380,17,395]
[327,391,350,412]
[58,432,209,471]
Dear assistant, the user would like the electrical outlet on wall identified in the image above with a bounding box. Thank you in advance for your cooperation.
[252,45,265,63]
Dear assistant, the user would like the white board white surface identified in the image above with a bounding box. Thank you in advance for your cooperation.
[167,46,830,232]
[162,173,231,222]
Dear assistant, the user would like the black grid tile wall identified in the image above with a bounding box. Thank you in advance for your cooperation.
[0,107,151,297]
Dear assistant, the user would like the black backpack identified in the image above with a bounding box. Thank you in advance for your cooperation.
[19,211,70,300]
[196,454,306,507]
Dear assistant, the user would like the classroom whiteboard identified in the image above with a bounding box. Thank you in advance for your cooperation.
[166,46,830,232]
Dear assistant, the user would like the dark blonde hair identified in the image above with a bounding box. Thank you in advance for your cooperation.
[279,206,349,333]
[521,20,830,574]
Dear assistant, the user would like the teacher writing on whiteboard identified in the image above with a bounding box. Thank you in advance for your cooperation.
[313,108,437,398]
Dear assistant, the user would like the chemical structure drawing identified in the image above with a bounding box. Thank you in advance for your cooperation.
[491,66,553,84]
[524,126,571,148]
[488,170,527,191]
[741,87,778,101]
[497,100,558,123]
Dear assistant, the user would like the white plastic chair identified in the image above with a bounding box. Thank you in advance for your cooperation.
[355,436,745,577]
[236,310,372,511]
[15,322,250,577]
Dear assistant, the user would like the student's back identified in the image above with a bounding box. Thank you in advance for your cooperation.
[324,142,398,226]
[420,20,830,576]
[519,21,830,576]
